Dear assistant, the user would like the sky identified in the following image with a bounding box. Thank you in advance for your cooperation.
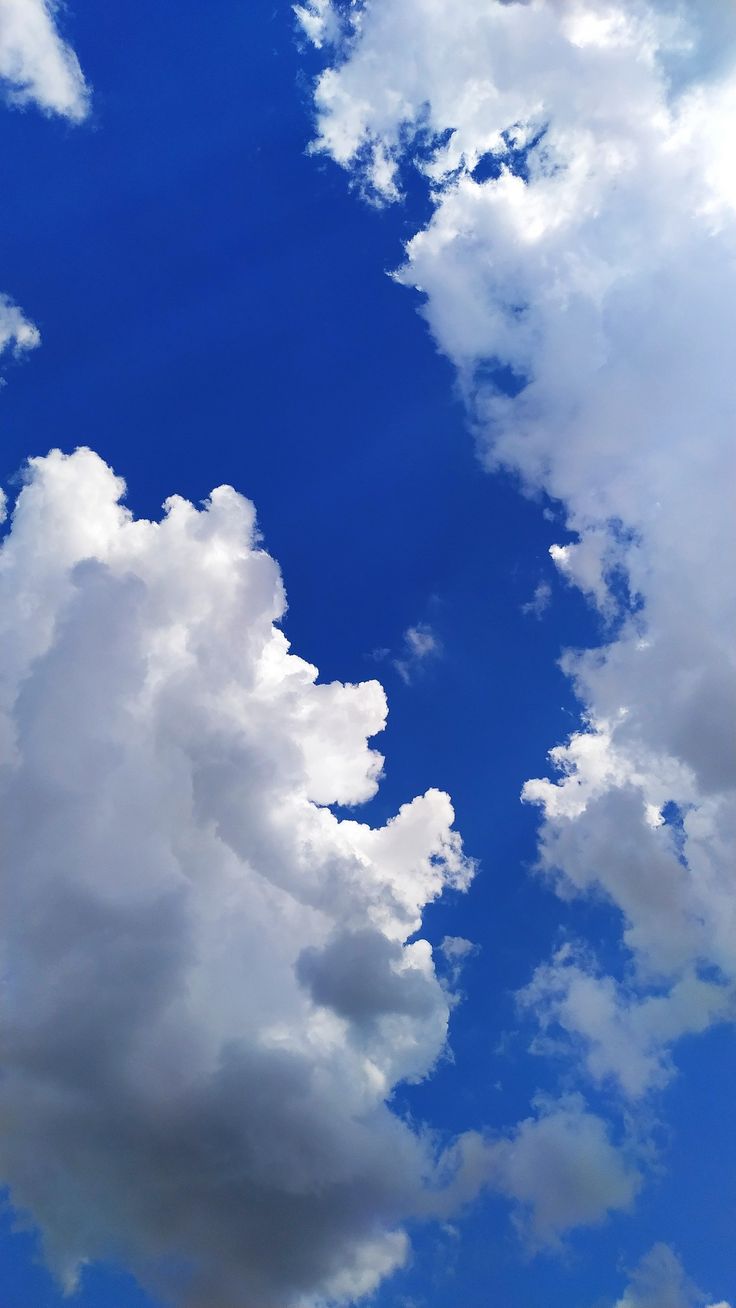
[0,2,734,1307]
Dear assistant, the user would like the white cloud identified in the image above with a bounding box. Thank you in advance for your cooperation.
[0,448,476,1307]
[0,0,89,119]
[0,291,40,360]
[614,1243,731,1308]
[302,0,736,1116]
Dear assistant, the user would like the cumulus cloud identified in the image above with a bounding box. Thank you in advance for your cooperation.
[0,0,88,119]
[613,1243,731,1308]
[0,448,477,1307]
[302,0,736,1114]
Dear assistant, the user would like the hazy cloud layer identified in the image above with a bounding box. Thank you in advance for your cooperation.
[301,0,736,1114]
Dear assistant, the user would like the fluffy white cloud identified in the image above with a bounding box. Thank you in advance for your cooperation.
[0,448,477,1306]
[614,1243,731,1308]
[0,0,88,119]
[302,0,736,1109]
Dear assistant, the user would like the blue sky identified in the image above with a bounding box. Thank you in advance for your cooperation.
[0,3,734,1308]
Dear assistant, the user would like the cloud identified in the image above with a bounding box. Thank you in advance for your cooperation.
[440,1095,640,1247]
[372,621,442,684]
[297,928,441,1030]
[0,0,89,120]
[521,579,552,620]
[0,448,476,1307]
[0,292,40,361]
[614,1243,731,1308]
[489,1095,640,1245]
[294,0,342,51]
[393,622,441,684]
[439,934,478,987]
[302,0,736,1119]
[520,945,735,1099]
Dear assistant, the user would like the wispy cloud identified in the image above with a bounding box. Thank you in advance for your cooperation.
[372,620,442,684]
[521,579,551,620]
[393,622,441,683]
